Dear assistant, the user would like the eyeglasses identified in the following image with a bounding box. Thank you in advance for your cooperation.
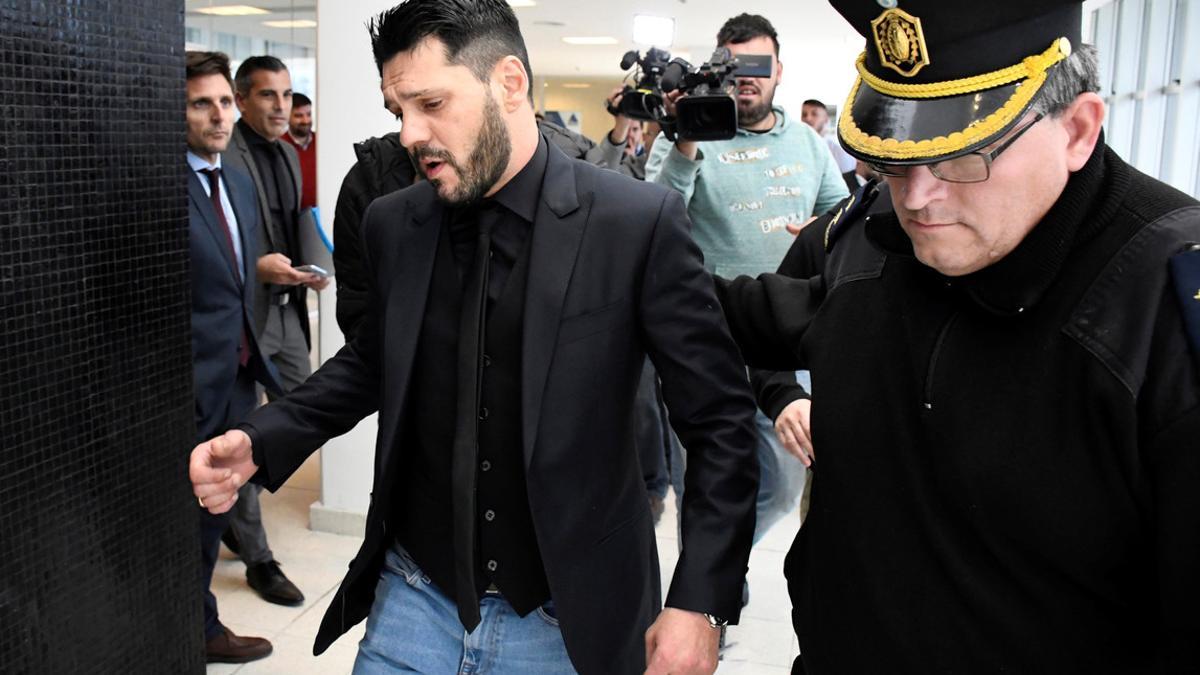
[868,114,1044,184]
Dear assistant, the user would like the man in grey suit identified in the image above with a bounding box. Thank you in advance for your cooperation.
[219,55,322,606]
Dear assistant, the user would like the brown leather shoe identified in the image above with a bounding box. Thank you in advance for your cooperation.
[205,626,273,664]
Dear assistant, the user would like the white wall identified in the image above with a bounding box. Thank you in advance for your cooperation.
[774,32,863,125]
[310,0,401,534]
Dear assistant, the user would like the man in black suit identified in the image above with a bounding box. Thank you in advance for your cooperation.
[219,54,318,607]
[190,1,759,673]
[185,50,282,664]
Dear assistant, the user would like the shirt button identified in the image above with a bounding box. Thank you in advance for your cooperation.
[484,509,496,522]
[480,460,492,472]
[487,559,498,572]
[482,354,492,367]
[479,407,489,420]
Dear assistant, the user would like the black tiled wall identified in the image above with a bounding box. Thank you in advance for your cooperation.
[0,1,200,671]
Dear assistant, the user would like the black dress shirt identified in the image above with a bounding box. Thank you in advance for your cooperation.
[394,136,552,617]
[239,119,299,261]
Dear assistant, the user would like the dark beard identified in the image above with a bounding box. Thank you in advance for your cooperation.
[737,97,773,128]
[415,94,511,206]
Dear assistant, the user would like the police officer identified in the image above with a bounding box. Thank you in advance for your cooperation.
[716,1,1200,672]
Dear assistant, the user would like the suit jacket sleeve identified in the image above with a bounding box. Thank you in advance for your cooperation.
[714,268,824,373]
[238,200,387,490]
[638,188,759,622]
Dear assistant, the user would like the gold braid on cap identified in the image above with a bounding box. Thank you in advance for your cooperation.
[839,38,1071,161]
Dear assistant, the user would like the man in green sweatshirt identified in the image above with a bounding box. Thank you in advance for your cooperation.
[646,13,847,552]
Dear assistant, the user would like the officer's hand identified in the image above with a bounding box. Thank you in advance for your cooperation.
[190,429,257,514]
[644,608,719,675]
[775,399,814,466]
[787,215,819,236]
[256,253,311,286]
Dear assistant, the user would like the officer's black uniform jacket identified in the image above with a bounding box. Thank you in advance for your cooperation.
[717,142,1200,673]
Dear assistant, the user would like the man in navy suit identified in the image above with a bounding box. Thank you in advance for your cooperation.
[185,50,282,664]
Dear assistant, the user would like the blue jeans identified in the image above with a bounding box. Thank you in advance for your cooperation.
[353,544,576,674]
[670,371,810,545]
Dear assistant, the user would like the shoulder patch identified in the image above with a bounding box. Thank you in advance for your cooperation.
[1170,243,1200,365]
[825,179,881,253]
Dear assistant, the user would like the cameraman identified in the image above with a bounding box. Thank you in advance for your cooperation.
[645,14,848,549]
[595,88,659,180]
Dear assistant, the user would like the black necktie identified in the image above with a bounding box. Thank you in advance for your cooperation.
[199,168,251,368]
[450,217,492,631]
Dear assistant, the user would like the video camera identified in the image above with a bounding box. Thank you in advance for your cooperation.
[660,47,773,141]
[608,47,674,122]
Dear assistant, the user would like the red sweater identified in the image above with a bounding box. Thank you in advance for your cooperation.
[283,131,316,209]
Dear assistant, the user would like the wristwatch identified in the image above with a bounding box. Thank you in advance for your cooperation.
[702,613,729,629]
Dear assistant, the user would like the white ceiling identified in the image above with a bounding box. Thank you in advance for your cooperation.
[516,0,861,77]
[185,0,865,78]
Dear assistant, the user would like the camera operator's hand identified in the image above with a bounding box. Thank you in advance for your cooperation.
[664,90,698,160]
[605,87,635,146]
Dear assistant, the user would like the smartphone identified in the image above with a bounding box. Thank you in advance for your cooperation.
[293,264,332,278]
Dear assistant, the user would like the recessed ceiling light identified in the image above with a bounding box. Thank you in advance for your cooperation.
[194,5,269,16]
[561,83,592,89]
[633,15,674,47]
[562,36,619,45]
[263,19,317,28]
[508,0,537,7]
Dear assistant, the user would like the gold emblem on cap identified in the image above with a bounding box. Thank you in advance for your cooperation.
[871,8,930,77]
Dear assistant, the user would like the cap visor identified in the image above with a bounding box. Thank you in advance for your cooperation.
[838,76,1043,165]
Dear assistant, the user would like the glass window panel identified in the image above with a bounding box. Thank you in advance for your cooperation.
[1113,1,1143,95]
[1131,0,1173,172]
[1092,3,1118,96]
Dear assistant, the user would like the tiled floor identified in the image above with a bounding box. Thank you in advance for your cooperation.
[208,455,800,674]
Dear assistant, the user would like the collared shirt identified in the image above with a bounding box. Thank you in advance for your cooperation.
[283,130,312,151]
[187,150,245,273]
[447,134,548,305]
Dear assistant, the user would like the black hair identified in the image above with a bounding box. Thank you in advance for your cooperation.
[802,99,826,109]
[367,0,532,90]
[186,51,233,88]
[234,55,288,96]
[717,13,779,55]
[292,92,312,108]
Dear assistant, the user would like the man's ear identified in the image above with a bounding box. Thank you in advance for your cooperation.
[494,56,530,113]
[775,56,784,87]
[1060,92,1105,172]
[234,91,247,113]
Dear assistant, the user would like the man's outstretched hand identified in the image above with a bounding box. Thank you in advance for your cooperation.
[190,429,257,514]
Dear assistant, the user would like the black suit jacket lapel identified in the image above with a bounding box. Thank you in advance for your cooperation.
[375,184,444,477]
[187,170,242,287]
[521,144,591,470]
